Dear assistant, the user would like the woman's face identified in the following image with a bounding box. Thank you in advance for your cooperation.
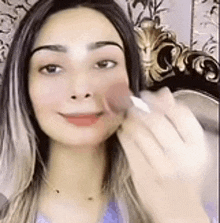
[28,7,129,148]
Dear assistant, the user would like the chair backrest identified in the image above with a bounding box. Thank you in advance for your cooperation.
[134,18,219,100]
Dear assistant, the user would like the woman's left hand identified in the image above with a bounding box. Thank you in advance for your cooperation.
[116,87,211,223]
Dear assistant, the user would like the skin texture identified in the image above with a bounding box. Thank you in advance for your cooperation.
[28,6,210,223]
[28,7,129,223]
[105,82,133,113]
[117,87,210,222]
[29,8,129,149]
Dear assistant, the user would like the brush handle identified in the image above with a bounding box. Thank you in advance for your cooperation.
[130,96,150,113]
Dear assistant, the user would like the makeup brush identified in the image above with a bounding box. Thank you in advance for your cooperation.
[105,82,150,113]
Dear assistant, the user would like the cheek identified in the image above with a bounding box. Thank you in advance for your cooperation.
[99,74,130,113]
[94,67,129,104]
[28,77,69,118]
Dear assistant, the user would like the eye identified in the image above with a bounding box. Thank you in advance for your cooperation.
[95,60,117,69]
[39,64,62,75]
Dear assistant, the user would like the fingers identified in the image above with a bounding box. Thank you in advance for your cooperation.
[140,87,204,145]
[116,128,154,181]
[117,87,210,218]
[165,103,205,144]
[141,88,209,174]
[164,103,210,176]
[140,87,176,112]
[125,106,185,163]
[117,115,177,178]
[121,87,209,179]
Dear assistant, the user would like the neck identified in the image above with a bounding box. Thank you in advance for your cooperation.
[41,140,109,202]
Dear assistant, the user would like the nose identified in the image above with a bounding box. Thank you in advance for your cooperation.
[69,72,95,101]
[71,93,93,100]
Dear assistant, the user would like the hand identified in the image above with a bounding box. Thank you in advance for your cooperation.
[117,87,211,223]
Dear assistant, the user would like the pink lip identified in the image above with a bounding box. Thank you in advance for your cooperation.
[61,112,103,127]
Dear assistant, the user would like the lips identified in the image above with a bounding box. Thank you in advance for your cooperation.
[61,112,103,127]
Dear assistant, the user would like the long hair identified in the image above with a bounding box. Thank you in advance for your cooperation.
[0,0,149,222]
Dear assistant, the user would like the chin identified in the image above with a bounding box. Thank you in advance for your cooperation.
[48,125,119,150]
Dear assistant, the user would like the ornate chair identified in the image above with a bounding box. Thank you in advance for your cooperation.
[135,18,219,220]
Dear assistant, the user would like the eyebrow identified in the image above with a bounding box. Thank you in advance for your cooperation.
[30,44,67,57]
[30,41,124,57]
[89,41,124,51]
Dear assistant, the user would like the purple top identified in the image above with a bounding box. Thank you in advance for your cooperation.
[36,200,123,223]
[36,200,218,222]
[204,201,218,223]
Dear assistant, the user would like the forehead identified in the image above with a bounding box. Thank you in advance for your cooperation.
[33,7,123,49]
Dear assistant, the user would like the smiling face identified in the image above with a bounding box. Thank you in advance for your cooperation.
[28,7,129,148]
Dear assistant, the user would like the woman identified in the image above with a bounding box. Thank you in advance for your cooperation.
[0,0,211,222]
